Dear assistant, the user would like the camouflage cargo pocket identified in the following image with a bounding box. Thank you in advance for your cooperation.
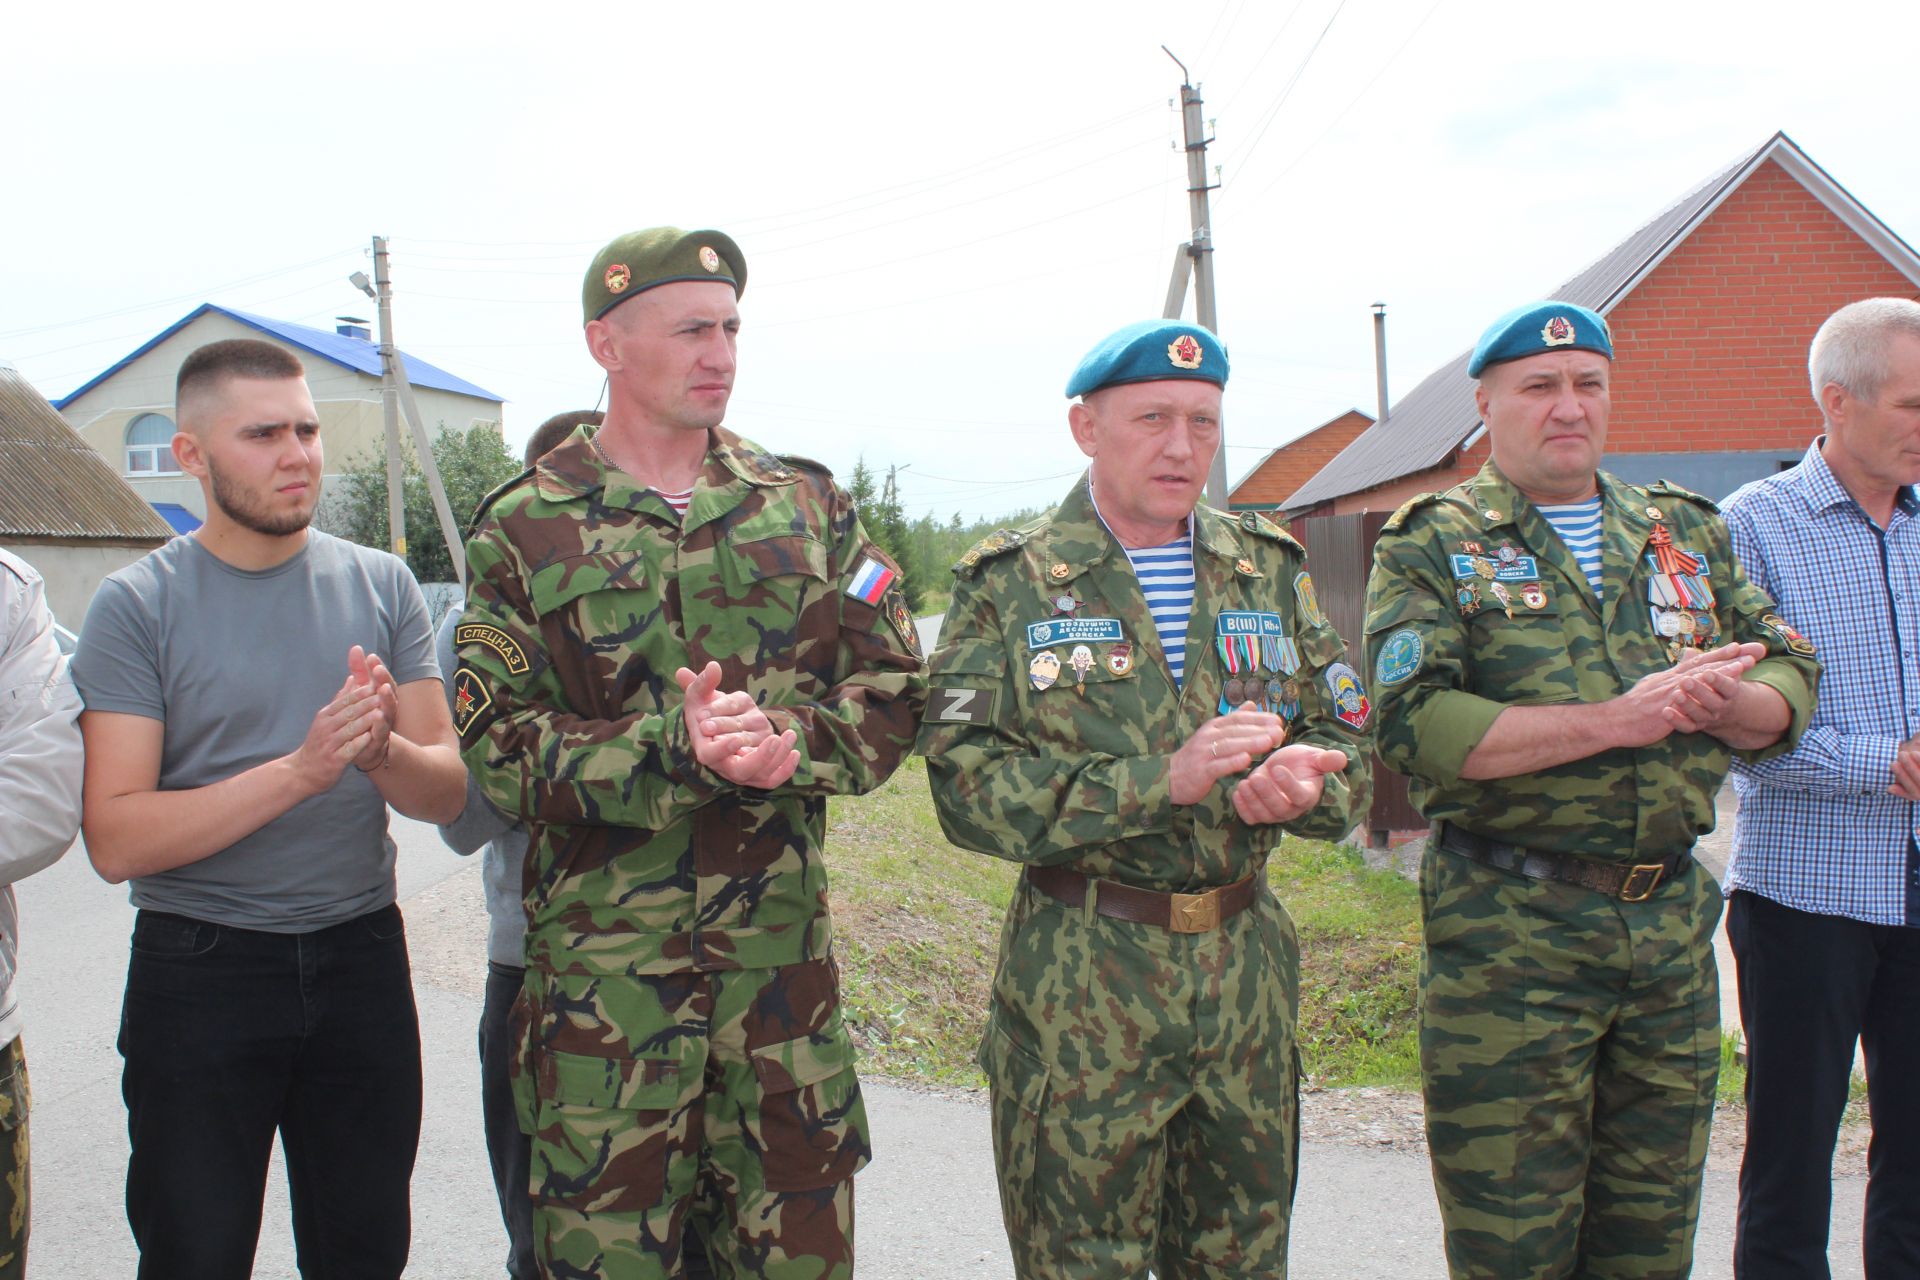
[532,1035,702,1215]
[749,1019,870,1191]
[979,1014,1050,1248]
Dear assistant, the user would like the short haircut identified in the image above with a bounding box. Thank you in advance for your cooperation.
[175,339,305,406]
[526,409,602,466]
[1809,297,1920,412]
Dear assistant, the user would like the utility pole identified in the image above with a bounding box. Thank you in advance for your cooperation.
[372,238,406,560]
[353,237,467,587]
[1161,48,1230,509]
[1372,303,1390,423]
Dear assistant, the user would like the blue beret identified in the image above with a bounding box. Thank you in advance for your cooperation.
[1066,320,1229,398]
[1466,301,1613,377]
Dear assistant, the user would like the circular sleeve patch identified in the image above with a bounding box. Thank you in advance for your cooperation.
[1375,629,1423,687]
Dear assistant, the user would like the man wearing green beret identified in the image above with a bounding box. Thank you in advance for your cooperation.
[1363,300,1820,1277]
[919,318,1370,1277]
[455,227,927,1279]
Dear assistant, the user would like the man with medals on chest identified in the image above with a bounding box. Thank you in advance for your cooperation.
[918,320,1371,1277]
[1364,301,1821,1279]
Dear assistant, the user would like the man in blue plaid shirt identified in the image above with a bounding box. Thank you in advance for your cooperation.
[1722,296,1920,1278]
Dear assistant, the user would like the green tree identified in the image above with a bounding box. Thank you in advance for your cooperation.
[332,424,523,583]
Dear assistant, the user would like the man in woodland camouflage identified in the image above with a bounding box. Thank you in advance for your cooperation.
[457,228,925,1279]
[919,319,1369,1278]
[1364,301,1819,1279]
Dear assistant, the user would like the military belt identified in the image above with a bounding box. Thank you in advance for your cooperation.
[1027,866,1258,933]
[1436,822,1690,903]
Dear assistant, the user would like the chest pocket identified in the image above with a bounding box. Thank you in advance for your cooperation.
[1464,588,1583,704]
[528,550,662,659]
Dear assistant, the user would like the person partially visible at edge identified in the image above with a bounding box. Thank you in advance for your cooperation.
[1363,300,1819,1279]
[72,338,466,1278]
[1721,296,1920,1278]
[918,318,1369,1278]
[0,547,84,1279]
[455,228,926,1279]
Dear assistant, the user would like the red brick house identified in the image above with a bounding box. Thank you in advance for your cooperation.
[1284,133,1920,515]
[1228,409,1373,513]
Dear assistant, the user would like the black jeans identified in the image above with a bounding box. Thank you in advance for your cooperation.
[119,905,423,1280]
[480,962,538,1279]
[1728,890,1920,1279]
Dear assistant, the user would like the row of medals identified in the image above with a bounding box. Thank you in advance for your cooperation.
[1457,540,1718,664]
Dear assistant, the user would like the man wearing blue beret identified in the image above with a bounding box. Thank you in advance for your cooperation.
[919,319,1372,1276]
[1363,301,1819,1277]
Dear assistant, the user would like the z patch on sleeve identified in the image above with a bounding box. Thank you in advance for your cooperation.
[923,686,996,724]
[455,623,530,675]
[452,667,493,737]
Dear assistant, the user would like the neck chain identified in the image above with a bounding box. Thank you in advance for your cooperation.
[590,431,620,471]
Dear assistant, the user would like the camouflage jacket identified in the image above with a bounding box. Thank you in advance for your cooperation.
[456,426,926,977]
[917,476,1370,892]
[1364,459,1818,862]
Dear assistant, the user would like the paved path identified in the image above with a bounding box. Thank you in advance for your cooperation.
[21,805,1869,1277]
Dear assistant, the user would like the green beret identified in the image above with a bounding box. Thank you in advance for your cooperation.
[1467,300,1612,377]
[582,228,746,324]
[1065,319,1229,398]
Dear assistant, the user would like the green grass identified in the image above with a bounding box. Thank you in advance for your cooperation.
[827,759,1419,1089]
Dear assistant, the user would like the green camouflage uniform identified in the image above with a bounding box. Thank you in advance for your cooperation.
[919,476,1371,1279]
[0,1038,27,1280]
[457,426,925,1280]
[1364,460,1818,1279]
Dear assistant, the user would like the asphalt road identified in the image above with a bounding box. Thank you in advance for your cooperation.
[17,805,1869,1278]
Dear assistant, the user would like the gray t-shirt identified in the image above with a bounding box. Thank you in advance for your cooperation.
[73,531,438,932]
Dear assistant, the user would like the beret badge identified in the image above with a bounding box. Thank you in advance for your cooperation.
[699,246,721,273]
[1167,334,1204,369]
[604,263,631,294]
[1541,315,1575,346]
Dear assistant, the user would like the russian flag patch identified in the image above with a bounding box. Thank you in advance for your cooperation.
[846,554,896,605]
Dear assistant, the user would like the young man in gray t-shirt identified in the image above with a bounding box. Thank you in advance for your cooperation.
[72,338,466,1278]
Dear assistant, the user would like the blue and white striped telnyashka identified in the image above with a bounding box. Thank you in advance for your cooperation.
[1123,537,1196,688]
[1535,496,1605,597]
[1722,439,1920,926]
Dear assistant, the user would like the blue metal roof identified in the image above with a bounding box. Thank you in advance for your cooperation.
[54,303,504,409]
[149,502,202,535]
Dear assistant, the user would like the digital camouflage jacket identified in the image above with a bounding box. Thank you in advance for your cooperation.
[918,475,1369,891]
[1364,459,1818,862]
[456,427,926,977]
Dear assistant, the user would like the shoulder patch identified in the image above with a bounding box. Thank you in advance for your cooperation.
[465,466,536,537]
[1235,509,1304,551]
[777,453,833,478]
[1648,478,1719,513]
[952,527,1030,577]
[1382,491,1445,534]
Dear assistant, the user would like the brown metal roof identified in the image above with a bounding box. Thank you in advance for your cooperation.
[1280,132,1920,511]
[0,365,175,542]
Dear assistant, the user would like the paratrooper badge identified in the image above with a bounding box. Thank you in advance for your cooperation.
[1069,644,1095,692]
[1029,650,1061,691]
[1167,333,1204,369]
[699,245,721,273]
[1490,581,1515,618]
[1456,582,1482,616]
[604,263,631,293]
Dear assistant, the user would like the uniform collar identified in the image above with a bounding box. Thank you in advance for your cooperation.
[1466,458,1654,538]
[532,424,798,505]
[1045,473,1248,580]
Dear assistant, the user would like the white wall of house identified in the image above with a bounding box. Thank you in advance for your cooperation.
[1,541,165,629]
[58,312,504,522]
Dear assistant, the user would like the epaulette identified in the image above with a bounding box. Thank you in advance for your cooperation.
[1646,478,1719,514]
[465,467,537,538]
[1381,491,1446,533]
[953,525,1033,578]
[778,452,832,479]
[1235,509,1304,551]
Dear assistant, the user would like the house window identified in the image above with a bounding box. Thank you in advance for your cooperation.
[125,413,180,475]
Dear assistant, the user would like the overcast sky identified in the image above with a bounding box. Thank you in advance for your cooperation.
[7,0,1917,521]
